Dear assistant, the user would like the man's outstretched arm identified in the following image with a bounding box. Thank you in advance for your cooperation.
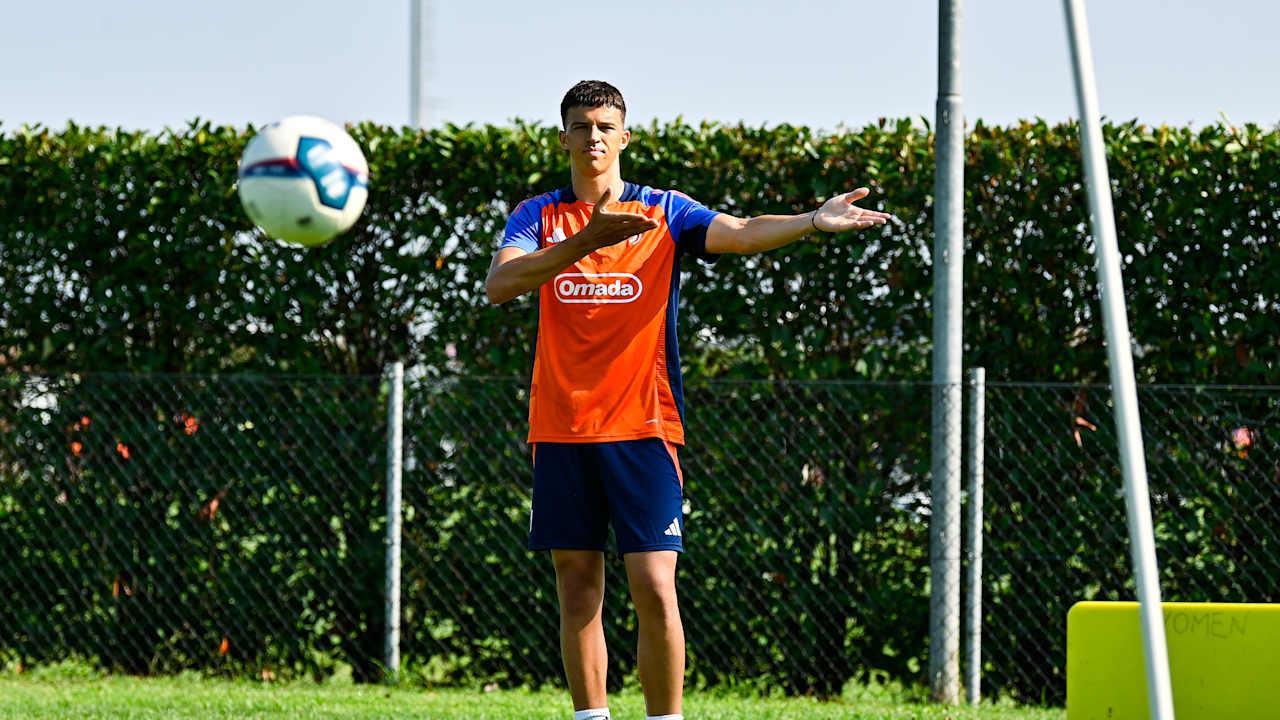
[704,187,890,255]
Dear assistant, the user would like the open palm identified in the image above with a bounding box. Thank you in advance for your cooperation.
[814,188,891,232]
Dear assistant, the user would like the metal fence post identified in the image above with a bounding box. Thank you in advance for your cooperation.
[964,367,985,704]
[384,361,404,682]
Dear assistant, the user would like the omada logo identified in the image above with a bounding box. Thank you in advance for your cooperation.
[554,273,644,304]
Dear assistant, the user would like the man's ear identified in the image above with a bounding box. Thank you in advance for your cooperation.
[619,129,631,150]
[558,129,569,150]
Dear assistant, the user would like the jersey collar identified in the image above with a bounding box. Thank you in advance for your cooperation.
[559,182,641,205]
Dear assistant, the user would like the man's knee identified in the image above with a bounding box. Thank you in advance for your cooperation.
[626,556,679,619]
[553,552,605,619]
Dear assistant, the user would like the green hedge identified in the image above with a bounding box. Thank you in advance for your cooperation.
[2,119,1275,381]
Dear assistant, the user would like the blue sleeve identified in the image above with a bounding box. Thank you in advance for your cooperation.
[663,191,721,263]
[500,197,542,253]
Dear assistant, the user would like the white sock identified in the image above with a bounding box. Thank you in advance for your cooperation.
[647,715,684,720]
[573,709,609,720]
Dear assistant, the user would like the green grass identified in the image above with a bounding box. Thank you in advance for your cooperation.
[0,663,1065,720]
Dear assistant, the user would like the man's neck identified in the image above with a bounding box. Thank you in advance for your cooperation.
[570,172,626,205]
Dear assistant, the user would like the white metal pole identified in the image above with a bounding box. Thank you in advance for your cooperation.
[384,361,404,681]
[964,367,985,705]
[1061,3,1175,719]
[930,0,964,705]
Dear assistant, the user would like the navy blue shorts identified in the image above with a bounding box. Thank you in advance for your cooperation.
[528,438,685,555]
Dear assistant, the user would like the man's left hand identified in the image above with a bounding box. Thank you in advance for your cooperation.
[813,188,892,232]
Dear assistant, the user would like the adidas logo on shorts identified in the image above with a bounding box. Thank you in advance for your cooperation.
[663,518,681,537]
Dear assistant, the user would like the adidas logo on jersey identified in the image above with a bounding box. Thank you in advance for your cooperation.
[547,227,568,244]
[663,518,682,537]
[554,272,643,304]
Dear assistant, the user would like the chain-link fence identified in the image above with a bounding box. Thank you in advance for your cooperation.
[981,382,1280,704]
[400,377,938,695]
[2,373,1276,705]
[0,373,389,680]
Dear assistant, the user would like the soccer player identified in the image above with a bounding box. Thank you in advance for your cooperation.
[485,80,889,720]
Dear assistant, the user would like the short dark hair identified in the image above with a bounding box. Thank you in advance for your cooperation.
[560,80,626,127]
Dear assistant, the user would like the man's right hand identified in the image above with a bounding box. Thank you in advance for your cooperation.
[573,187,659,252]
[485,188,661,305]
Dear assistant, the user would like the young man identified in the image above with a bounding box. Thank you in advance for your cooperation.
[485,80,889,720]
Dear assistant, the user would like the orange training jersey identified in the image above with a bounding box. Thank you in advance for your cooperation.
[500,183,721,445]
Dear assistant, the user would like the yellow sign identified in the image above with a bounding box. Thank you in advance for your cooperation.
[1067,601,1280,719]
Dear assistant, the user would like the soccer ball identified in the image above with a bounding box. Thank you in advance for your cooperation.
[237,115,370,247]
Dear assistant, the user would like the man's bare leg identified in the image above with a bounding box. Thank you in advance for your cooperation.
[552,549,608,711]
[624,550,683,717]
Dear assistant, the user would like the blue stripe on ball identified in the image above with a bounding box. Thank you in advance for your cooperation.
[296,136,366,210]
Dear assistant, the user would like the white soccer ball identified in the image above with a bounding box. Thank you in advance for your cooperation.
[237,115,370,247]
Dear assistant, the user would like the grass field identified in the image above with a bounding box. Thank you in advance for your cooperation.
[0,663,1065,720]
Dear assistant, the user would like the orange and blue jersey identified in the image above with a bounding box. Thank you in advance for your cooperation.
[501,182,720,445]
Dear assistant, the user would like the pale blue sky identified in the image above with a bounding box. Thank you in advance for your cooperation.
[4,0,1278,132]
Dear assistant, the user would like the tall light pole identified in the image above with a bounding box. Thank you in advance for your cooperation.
[409,0,435,128]
[930,0,964,705]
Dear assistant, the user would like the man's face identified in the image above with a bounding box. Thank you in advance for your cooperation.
[559,105,629,175]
